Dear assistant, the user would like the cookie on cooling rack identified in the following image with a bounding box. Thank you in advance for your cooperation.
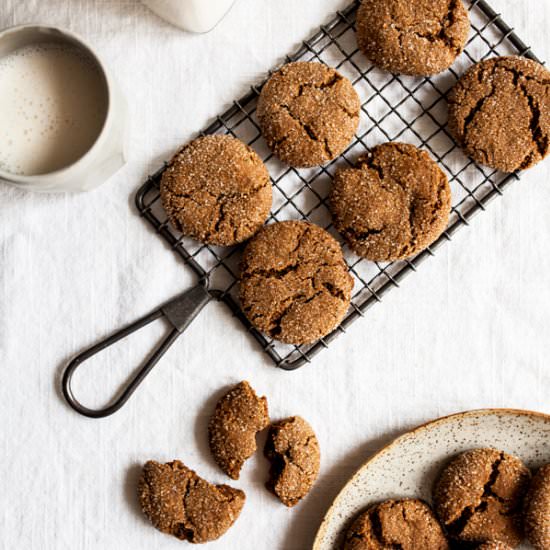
[160,134,272,246]
[356,0,470,76]
[433,448,531,547]
[256,61,360,167]
[524,463,550,550]
[264,416,320,507]
[448,56,550,172]
[208,381,270,480]
[138,460,245,543]
[343,499,449,550]
[239,220,353,345]
[329,142,451,262]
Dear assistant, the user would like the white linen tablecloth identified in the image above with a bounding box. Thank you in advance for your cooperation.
[1,1,549,549]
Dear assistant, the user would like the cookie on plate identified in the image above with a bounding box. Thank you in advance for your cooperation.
[330,142,451,262]
[257,61,360,167]
[264,416,320,507]
[208,381,269,480]
[356,0,470,76]
[448,56,550,172]
[524,463,550,550]
[433,448,531,547]
[240,220,353,345]
[343,499,449,549]
[160,134,272,246]
[138,460,245,543]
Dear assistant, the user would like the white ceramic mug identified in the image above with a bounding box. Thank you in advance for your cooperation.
[142,0,236,33]
[0,25,127,193]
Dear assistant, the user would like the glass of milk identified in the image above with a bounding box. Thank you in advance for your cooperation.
[142,0,236,33]
[0,25,127,192]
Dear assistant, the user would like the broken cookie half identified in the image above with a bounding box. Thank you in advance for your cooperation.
[208,381,270,480]
[264,416,320,507]
[138,460,245,544]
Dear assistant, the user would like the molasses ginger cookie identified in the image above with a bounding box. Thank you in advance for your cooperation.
[240,220,353,345]
[448,56,550,172]
[160,134,272,246]
[208,381,269,480]
[138,460,245,544]
[433,448,531,547]
[356,0,470,76]
[524,463,550,550]
[257,62,360,167]
[264,416,320,507]
[330,142,451,262]
[344,499,449,550]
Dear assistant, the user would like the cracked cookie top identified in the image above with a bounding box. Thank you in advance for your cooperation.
[256,62,360,167]
[264,416,320,507]
[239,220,353,345]
[433,448,531,547]
[208,381,270,480]
[448,56,550,172]
[344,499,449,550]
[356,0,470,76]
[160,135,272,246]
[138,460,245,544]
[524,463,550,550]
[330,142,451,262]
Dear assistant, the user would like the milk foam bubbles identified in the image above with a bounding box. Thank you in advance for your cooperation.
[0,43,108,176]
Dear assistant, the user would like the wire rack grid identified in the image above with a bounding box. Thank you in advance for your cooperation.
[135,0,540,371]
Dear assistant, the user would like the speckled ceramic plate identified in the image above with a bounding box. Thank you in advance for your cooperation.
[313,409,550,550]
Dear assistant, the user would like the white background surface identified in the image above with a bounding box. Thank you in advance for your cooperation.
[0,1,549,549]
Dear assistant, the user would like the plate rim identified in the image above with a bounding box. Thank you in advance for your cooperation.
[313,407,550,550]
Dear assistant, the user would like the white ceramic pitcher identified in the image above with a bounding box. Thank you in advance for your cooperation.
[142,0,236,33]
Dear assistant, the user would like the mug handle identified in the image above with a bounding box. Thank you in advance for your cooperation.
[61,284,212,418]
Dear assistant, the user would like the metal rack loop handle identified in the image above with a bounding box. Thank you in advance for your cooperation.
[61,284,212,419]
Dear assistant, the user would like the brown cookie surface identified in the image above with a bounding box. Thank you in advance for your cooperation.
[138,460,245,544]
[330,142,451,262]
[448,56,550,172]
[476,543,514,550]
[160,134,272,246]
[240,220,353,345]
[208,381,269,480]
[433,448,531,547]
[356,0,470,76]
[344,499,449,550]
[257,61,360,167]
[264,416,320,507]
[524,463,550,550]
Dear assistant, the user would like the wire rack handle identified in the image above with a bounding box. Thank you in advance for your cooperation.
[61,284,212,419]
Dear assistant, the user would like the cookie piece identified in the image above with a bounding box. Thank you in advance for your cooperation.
[476,543,514,550]
[160,134,272,246]
[330,142,451,262]
[240,220,353,345]
[433,448,531,547]
[344,499,449,549]
[208,381,269,480]
[256,61,360,167]
[524,463,550,550]
[264,416,320,507]
[356,0,470,76]
[138,460,245,543]
[448,56,550,172]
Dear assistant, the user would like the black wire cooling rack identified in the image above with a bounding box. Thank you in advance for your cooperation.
[135,0,540,371]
